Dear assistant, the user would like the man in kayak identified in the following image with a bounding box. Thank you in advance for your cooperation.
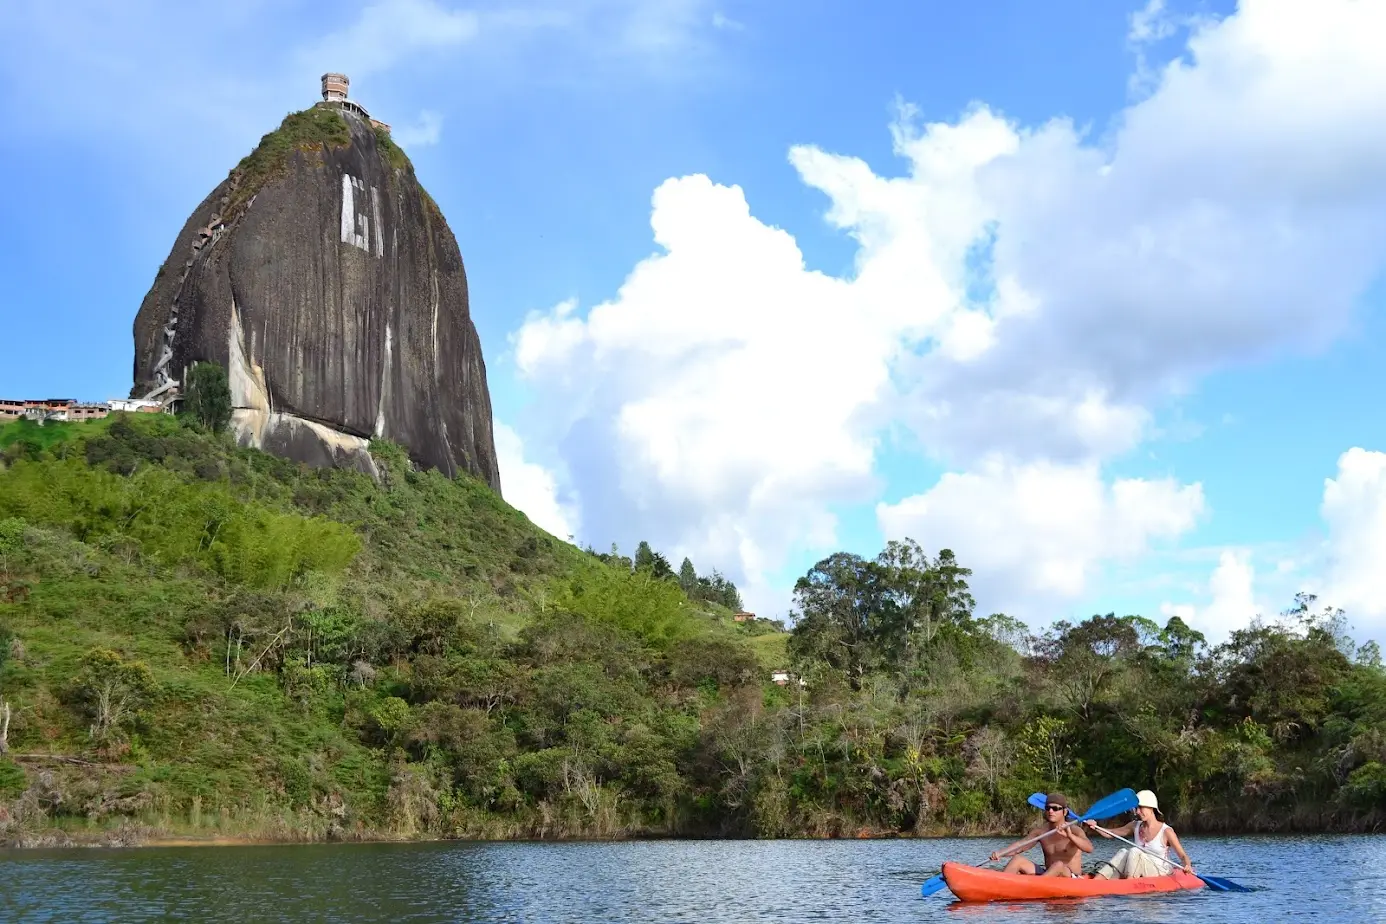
[1085,789,1195,878]
[988,792,1094,877]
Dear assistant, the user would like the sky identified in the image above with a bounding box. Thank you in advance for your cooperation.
[4,0,1386,647]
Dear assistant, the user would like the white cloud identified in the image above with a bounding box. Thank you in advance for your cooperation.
[1128,0,1177,45]
[1321,448,1386,636]
[1160,548,1260,643]
[514,174,875,612]
[296,0,480,78]
[512,0,1386,619]
[393,110,444,148]
[494,422,580,541]
[1126,0,1191,98]
[877,459,1204,620]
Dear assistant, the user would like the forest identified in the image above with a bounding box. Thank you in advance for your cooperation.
[0,404,1382,846]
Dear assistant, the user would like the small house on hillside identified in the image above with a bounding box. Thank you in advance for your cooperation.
[733,611,755,623]
[771,669,790,685]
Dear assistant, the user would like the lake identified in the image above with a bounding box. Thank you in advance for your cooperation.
[1,835,1382,921]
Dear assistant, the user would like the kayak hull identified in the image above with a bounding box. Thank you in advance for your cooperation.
[941,862,1205,902]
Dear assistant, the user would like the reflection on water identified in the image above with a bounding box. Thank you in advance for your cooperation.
[0,834,1381,922]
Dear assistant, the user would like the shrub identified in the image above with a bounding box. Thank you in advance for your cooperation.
[182,361,232,434]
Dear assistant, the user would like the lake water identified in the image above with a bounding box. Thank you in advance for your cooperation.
[1,835,1382,922]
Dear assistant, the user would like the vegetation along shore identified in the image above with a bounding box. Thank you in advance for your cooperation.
[0,396,1382,848]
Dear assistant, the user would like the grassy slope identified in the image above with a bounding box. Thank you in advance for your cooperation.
[0,416,789,845]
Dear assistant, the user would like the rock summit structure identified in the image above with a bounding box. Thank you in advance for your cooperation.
[131,75,501,491]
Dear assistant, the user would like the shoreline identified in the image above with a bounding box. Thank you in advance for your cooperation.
[4,825,1379,851]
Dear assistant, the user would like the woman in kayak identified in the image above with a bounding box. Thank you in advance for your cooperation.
[1086,789,1195,878]
[988,792,1094,877]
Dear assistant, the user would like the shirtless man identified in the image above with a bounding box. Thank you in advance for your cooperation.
[987,792,1094,877]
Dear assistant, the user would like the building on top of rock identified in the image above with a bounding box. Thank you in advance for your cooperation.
[318,72,391,134]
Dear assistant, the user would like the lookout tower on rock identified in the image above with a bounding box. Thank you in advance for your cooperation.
[317,72,390,133]
[321,72,349,101]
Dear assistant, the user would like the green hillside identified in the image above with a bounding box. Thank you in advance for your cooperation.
[2,412,1383,847]
[0,414,779,845]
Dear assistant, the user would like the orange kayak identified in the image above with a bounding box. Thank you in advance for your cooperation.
[941,862,1206,902]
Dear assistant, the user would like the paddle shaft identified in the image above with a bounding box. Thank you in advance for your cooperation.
[991,819,1088,860]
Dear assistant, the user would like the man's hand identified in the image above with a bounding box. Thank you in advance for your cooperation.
[989,851,1002,862]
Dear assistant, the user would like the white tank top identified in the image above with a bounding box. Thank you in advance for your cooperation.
[1134,820,1170,859]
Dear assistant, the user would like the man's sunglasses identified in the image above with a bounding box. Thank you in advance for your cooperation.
[1045,804,1066,812]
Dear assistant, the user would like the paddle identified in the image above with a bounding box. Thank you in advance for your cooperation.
[920,788,1138,897]
[1026,793,1252,893]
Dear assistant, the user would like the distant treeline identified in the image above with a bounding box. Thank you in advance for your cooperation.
[589,540,746,614]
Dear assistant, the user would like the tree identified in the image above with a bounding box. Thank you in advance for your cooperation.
[788,540,980,686]
[678,557,697,594]
[182,361,232,433]
[1157,615,1206,670]
[872,540,975,658]
[1037,614,1146,722]
[68,648,157,746]
[1211,599,1354,744]
[788,552,882,684]
[650,551,674,581]
[698,570,743,610]
[0,518,23,582]
[634,540,655,572]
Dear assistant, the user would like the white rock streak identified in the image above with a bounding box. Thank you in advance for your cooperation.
[340,173,381,256]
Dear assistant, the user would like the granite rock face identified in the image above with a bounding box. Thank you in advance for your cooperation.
[132,107,501,492]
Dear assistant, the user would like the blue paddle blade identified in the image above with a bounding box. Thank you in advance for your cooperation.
[1029,789,1136,821]
[1198,875,1252,893]
[920,874,948,897]
[1080,788,1137,821]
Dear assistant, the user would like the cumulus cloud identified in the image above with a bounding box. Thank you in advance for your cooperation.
[1320,448,1386,636]
[512,0,1386,619]
[494,423,580,541]
[1160,549,1260,643]
[514,174,875,609]
[1158,447,1386,646]
[878,459,1204,619]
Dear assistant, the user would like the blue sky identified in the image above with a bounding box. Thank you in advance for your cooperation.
[4,0,1386,646]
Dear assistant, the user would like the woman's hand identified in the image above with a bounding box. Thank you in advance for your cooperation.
[989,851,1001,862]
[1183,860,1195,874]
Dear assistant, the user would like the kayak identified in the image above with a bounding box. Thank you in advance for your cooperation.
[941,862,1205,902]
